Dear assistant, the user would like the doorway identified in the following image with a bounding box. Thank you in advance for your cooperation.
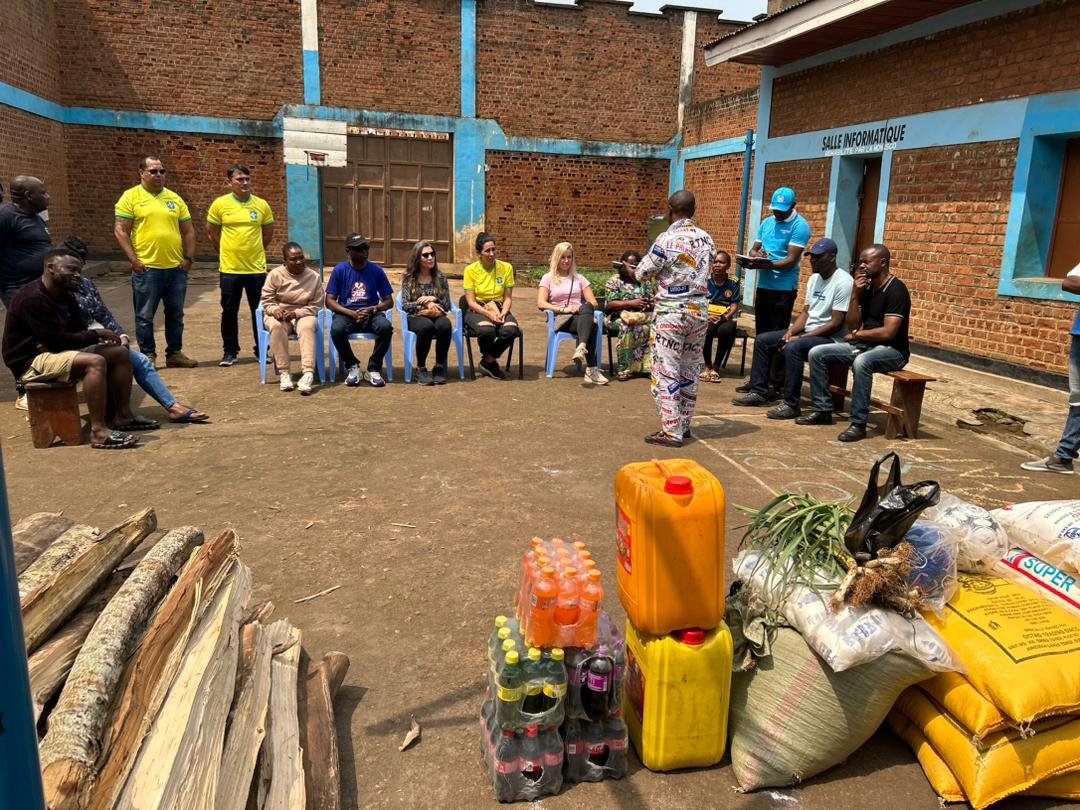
[853,156,882,258]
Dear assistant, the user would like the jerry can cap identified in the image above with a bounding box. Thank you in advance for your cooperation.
[675,627,707,645]
[664,475,694,495]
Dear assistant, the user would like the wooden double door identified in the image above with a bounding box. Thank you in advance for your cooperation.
[321,133,453,267]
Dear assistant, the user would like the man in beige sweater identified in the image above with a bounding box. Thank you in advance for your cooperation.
[260,242,325,394]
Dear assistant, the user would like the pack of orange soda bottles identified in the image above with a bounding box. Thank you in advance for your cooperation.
[516,537,604,649]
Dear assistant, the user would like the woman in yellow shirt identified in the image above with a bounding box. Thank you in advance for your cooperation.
[462,232,522,379]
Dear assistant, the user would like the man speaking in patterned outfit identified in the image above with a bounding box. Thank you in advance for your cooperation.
[634,190,715,448]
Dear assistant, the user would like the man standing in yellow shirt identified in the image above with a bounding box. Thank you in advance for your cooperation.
[207,164,275,367]
[113,156,198,368]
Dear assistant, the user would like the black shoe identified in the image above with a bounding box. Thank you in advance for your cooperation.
[417,368,434,386]
[732,392,769,406]
[795,410,834,426]
[764,389,782,403]
[838,423,867,442]
[219,353,237,367]
[432,365,447,385]
[735,382,752,393]
[479,359,506,380]
[767,402,800,420]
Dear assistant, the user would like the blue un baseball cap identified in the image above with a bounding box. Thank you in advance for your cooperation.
[770,187,796,212]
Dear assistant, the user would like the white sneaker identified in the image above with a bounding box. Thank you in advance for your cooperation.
[365,370,386,388]
[345,365,362,387]
[15,393,28,411]
[572,343,588,366]
[297,372,314,395]
[585,367,609,385]
[1020,456,1074,475]
[279,371,295,392]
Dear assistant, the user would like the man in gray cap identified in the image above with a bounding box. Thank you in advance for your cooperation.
[733,237,852,419]
[325,233,394,387]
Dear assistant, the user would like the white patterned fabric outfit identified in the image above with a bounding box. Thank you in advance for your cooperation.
[635,218,716,439]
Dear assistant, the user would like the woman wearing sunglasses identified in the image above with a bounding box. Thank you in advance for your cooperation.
[400,241,453,385]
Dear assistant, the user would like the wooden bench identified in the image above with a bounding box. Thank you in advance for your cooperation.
[826,369,937,439]
[25,381,83,448]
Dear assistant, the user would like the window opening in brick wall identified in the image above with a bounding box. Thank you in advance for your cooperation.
[1048,138,1080,280]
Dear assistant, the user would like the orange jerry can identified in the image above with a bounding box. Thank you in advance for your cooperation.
[614,460,725,635]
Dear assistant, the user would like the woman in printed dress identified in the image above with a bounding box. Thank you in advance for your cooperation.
[603,250,654,381]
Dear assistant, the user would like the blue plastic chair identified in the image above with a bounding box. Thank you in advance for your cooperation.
[324,308,394,382]
[394,292,466,383]
[254,305,326,384]
[544,309,605,378]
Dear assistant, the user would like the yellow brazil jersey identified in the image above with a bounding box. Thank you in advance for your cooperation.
[463,259,514,304]
[114,185,191,269]
[207,193,274,274]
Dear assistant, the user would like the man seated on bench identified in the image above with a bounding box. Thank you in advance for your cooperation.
[798,243,911,442]
[2,247,140,448]
[732,238,852,419]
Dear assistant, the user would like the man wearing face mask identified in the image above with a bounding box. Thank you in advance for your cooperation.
[0,176,52,309]
[736,187,812,395]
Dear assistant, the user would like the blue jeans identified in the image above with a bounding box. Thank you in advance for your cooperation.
[749,330,835,407]
[129,348,176,410]
[1055,334,1080,462]
[809,342,907,425]
[131,267,188,356]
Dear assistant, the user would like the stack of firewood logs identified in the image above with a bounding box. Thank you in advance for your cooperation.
[13,509,349,810]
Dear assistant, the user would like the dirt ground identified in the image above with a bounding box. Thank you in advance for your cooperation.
[2,271,1075,809]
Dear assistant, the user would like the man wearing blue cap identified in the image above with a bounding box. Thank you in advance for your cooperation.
[733,238,852,418]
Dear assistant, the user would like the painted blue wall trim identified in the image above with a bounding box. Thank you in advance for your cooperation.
[286,163,323,269]
[829,156,866,271]
[678,135,749,163]
[461,0,477,118]
[773,0,1045,78]
[303,50,321,106]
[0,81,64,122]
[873,150,893,244]
[744,66,775,303]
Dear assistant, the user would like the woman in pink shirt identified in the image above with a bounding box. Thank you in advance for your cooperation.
[536,242,607,385]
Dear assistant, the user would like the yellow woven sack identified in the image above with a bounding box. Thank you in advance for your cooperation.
[918,672,1010,743]
[887,710,965,803]
[923,573,1080,723]
[894,688,1080,808]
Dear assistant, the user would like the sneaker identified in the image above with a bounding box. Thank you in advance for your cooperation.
[432,366,447,385]
[585,367,609,385]
[218,353,237,367]
[417,369,434,386]
[479,359,506,380]
[767,402,800,420]
[144,352,157,367]
[572,343,588,366]
[1020,456,1074,475]
[279,371,295,392]
[166,351,198,368]
[795,410,834,426]
[15,393,28,411]
[365,370,386,387]
[345,365,362,387]
[732,392,770,406]
[644,430,683,448]
[297,372,314,395]
[838,423,868,443]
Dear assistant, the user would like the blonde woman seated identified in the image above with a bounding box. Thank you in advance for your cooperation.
[537,242,608,385]
[260,242,325,394]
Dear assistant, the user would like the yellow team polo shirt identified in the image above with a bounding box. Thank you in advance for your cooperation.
[206,193,275,274]
[114,185,191,269]
[463,259,515,303]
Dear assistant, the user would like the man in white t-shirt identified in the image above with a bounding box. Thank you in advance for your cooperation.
[733,237,853,419]
[1021,260,1080,474]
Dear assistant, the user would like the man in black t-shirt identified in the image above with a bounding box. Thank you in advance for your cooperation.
[0,176,52,309]
[797,244,911,442]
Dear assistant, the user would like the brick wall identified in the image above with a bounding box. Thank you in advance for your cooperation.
[476,0,682,143]
[761,158,831,304]
[771,0,1080,137]
[62,127,287,259]
[319,0,461,117]
[3,1,60,101]
[52,0,303,120]
[885,141,1074,375]
[692,16,759,105]
[682,89,758,147]
[484,151,669,267]
[684,152,753,255]
[0,108,72,243]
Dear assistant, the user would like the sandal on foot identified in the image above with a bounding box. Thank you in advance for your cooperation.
[92,430,138,449]
[114,415,160,431]
[169,408,210,423]
[644,430,683,448]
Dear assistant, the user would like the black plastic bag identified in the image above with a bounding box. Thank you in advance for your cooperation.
[844,452,940,556]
